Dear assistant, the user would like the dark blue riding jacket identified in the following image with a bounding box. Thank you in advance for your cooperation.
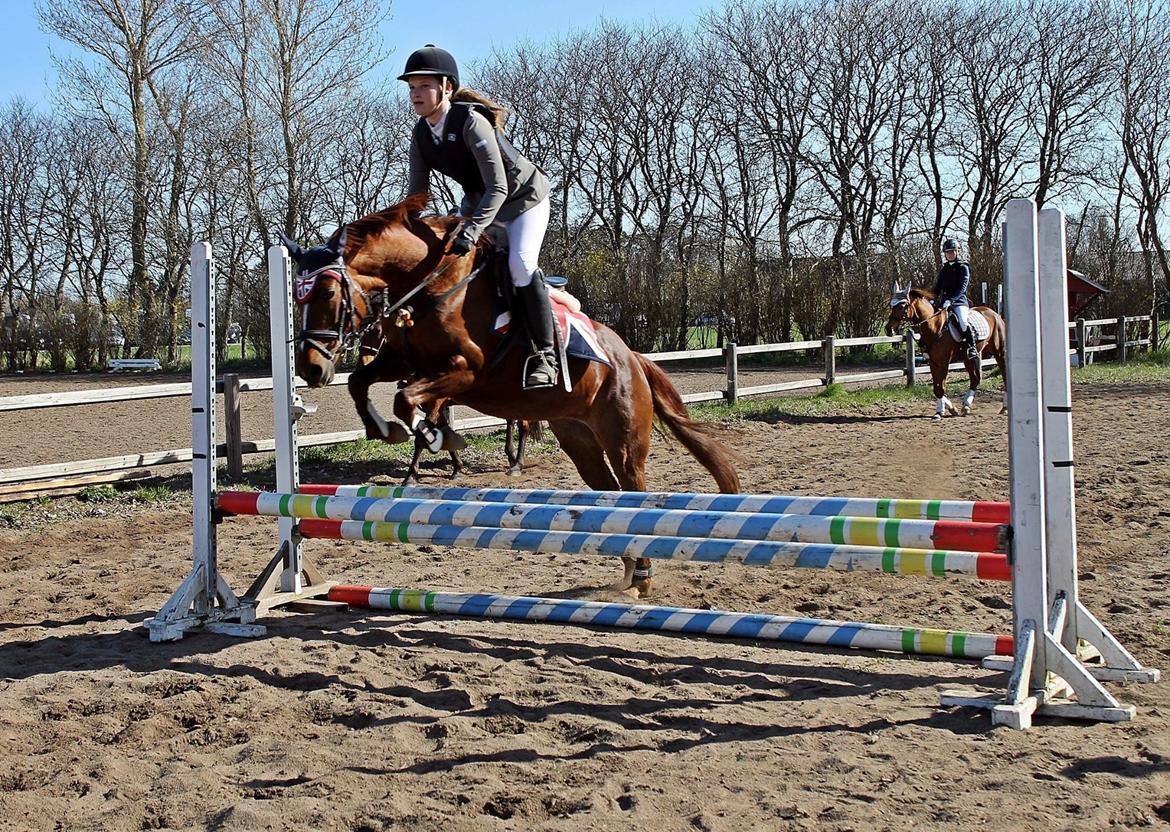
[932,261,971,308]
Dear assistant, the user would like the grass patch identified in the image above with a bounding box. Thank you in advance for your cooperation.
[1072,354,1170,383]
[77,485,120,503]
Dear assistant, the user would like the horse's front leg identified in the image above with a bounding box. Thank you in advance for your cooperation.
[393,365,476,453]
[931,363,957,420]
[961,353,984,416]
[347,354,410,444]
[505,419,528,476]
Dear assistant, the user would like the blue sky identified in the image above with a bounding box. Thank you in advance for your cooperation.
[0,0,713,104]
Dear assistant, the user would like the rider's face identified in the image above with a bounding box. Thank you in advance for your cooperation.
[408,76,450,118]
[944,250,958,262]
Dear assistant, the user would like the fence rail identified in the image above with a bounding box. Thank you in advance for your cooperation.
[0,314,1157,491]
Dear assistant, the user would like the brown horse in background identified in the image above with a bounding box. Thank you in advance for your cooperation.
[287,193,740,597]
[885,287,1007,419]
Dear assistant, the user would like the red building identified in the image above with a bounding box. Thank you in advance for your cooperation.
[1067,269,1109,319]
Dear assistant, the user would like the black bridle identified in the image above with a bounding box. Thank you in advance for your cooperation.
[295,257,385,362]
[889,297,946,336]
[295,241,487,364]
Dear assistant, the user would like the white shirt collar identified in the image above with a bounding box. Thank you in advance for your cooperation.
[427,108,450,142]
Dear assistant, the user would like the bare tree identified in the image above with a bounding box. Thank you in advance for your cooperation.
[40,0,205,354]
[1109,0,1170,315]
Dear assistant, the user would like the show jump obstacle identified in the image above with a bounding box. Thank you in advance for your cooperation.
[146,199,1159,729]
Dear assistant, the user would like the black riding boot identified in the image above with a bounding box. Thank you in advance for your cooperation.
[518,272,558,389]
[963,325,979,360]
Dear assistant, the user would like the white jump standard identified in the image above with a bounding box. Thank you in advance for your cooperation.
[147,206,1159,729]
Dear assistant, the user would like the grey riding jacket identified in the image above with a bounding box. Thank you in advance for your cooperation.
[406,102,549,247]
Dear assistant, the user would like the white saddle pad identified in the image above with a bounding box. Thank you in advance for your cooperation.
[948,310,990,342]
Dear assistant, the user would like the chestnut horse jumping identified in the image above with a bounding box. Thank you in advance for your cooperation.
[285,194,740,597]
[885,287,1007,419]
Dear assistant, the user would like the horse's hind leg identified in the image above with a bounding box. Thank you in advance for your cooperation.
[595,388,655,598]
[548,419,619,490]
[548,420,644,593]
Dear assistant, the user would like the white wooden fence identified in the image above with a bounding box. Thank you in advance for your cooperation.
[0,314,1157,494]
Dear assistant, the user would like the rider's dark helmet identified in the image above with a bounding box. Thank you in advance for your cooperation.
[397,44,460,90]
[942,238,960,253]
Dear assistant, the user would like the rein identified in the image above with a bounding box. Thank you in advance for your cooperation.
[297,251,486,361]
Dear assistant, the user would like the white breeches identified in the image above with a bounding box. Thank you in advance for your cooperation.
[503,197,550,287]
[951,304,970,330]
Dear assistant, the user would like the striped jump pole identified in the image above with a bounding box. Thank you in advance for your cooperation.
[293,517,1010,581]
[219,491,1008,553]
[299,483,1011,525]
[329,585,1015,660]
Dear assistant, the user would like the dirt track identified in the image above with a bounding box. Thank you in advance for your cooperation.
[0,381,1168,831]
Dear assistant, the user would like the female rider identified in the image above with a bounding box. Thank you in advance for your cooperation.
[933,238,979,360]
[399,45,556,389]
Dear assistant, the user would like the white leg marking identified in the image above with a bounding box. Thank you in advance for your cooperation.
[366,401,390,438]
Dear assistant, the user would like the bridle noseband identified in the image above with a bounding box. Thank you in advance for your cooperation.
[296,258,385,362]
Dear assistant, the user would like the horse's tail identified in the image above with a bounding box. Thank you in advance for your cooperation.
[633,352,741,494]
[523,420,543,442]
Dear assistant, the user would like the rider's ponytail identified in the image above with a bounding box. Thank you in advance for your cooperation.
[451,87,509,130]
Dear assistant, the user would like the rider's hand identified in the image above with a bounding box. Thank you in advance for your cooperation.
[942,300,952,310]
[448,236,473,257]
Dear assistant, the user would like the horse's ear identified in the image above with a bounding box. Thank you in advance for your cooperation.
[275,229,304,261]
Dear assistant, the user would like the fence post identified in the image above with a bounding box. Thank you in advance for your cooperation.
[996,284,1003,314]
[1151,311,1159,352]
[223,372,243,479]
[823,336,835,386]
[724,342,738,404]
[903,330,916,387]
[981,281,988,305]
[1118,315,1127,363]
[1075,318,1086,368]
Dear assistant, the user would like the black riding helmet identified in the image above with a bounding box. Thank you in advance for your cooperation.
[398,44,460,90]
[942,238,960,253]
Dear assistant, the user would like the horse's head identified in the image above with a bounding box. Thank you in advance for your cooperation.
[281,193,459,387]
[278,230,372,388]
[884,284,932,335]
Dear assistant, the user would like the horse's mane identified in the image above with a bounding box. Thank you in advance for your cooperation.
[908,288,935,301]
[331,192,461,252]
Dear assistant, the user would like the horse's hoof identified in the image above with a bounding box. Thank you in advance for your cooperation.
[999,406,1009,415]
[401,474,419,486]
[380,422,410,444]
[931,413,943,421]
[621,582,652,600]
[506,464,522,477]
[439,426,466,452]
[961,405,971,416]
